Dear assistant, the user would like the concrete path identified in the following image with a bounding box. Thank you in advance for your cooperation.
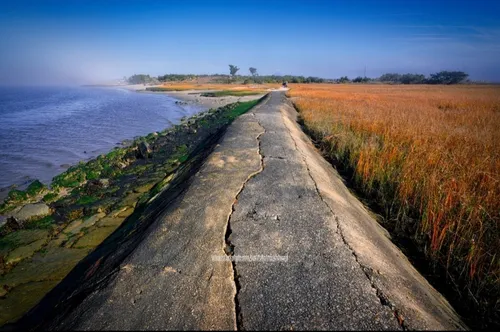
[54,92,465,330]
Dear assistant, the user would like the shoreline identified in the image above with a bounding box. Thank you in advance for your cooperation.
[0,98,266,326]
[106,83,275,110]
[0,86,263,199]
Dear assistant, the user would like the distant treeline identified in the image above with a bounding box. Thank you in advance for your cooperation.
[378,71,469,85]
[127,71,470,85]
[333,71,469,84]
[157,74,326,84]
[157,74,197,81]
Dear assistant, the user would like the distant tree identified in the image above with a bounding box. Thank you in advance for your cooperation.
[338,76,350,83]
[353,76,371,83]
[400,73,425,84]
[229,65,240,77]
[289,76,304,83]
[249,67,258,76]
[379,73,402,83]
[427,71,469,85]
[127,74,155,84]
[304,76,324,83]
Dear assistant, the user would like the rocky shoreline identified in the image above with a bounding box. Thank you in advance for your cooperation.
[0,97,264,327]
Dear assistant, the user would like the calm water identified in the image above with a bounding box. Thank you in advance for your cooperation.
[0,86,204,189]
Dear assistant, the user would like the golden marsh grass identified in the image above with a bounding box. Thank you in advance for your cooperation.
[287,83,500,321]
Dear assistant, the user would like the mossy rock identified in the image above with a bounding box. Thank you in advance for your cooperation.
[6,238,47,264]
[52,169,85,188]
[45,234,68,249]
[85,170,100,180]
[117,207,135,219]
[42,192,58,203]
[135,193,150,207]
[62,213,106,236]
[0,279,60,326]
[73,226,116,248]
[145,132,159,143]
[25,180,46,197]
[51,193,77,208]
[92,197,118,214]
[75,195,99,206]
[4,190,28,204]
[0,203,16,215]
[120,192,143,209]
[0,230,50,257]
[100,166,123,178]
[0,247,89,289]
[150,173,175,197]
[133,182,156,194]
[96,214,125,227]
[61,235,77,249]
[25,215,55,230]
[125,164,152,176]
[66,208,83,220]
[56,206,84,223]
[11,203,50,222]
[105,147,127,161]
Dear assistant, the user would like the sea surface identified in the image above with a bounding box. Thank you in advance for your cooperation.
[0,86,204,189]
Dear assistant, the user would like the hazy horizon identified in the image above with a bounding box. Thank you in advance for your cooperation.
[1,0,499,85]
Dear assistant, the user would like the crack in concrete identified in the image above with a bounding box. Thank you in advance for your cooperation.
[223,107,266,331]
[279,107,407,331]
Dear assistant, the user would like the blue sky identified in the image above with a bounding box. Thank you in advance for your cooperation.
[0,0,499,84]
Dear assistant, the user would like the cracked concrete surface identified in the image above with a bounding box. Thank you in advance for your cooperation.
[228,93,400,330]
[224,113,267,331]
[50,92,464,330]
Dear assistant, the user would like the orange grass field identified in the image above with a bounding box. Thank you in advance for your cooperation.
[287,84,499,320]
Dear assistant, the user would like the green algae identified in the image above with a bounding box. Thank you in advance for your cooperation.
[75,195,99,206]
[25,215,55,230]
[42,192,58,203]
[25,181,45,197]
[5,190,28,204]
[0,230,50,257]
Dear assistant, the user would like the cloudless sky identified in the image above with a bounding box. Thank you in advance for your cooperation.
[0,0,499,84]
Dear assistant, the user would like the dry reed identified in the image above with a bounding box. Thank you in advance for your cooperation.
[288,83,500,323]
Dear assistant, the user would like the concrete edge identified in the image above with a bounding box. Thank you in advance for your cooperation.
[280,95,467,331]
